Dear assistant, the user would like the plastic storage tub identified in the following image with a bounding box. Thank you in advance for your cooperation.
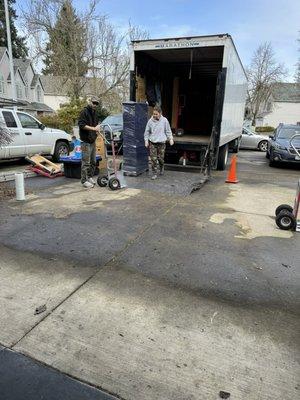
[60,155,101,179]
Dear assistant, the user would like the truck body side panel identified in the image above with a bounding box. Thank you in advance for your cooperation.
[220,41,248,146]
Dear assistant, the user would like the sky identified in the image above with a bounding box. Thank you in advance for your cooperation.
[18,0,300,81]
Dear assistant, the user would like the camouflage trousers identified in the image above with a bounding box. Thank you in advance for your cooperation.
[81,141,96,183]
[149,142,166,173]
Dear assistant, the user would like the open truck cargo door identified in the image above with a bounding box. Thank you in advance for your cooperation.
[130,34,247,171]
[211,68,227,170]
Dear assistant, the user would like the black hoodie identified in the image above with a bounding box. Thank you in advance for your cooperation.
[78,106,99,143]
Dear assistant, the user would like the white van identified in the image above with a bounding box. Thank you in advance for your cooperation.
[0,108,71,162]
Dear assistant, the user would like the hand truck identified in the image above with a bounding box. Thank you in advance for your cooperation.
[275,134,300,231]
[96,123,126,191]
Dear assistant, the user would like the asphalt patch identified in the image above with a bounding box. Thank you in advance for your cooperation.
[0,346,118,400]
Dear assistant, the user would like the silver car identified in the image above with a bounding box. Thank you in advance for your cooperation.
[240,127,269,151]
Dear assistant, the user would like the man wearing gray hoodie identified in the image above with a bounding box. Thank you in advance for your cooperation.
[144,105,174,179]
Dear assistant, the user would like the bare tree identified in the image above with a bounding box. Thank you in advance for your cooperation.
[21,0,148,108]
[247,42,287,125]
[295,33,300,83]
[21,0,100,98]
[88,20,148,100]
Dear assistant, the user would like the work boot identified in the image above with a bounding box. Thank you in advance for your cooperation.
[88,177,96,185]
[159,166,164,176]
[82,181,94,188]
[151,174,158,180]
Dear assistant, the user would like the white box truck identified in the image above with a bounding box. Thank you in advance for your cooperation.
[130,34,247,170]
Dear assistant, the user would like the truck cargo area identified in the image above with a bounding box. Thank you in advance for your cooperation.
[133,45,224,160]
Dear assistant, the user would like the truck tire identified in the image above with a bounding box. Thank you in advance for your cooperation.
[53,141,70,162]
[232,137,241,153]
[217,144,229,170]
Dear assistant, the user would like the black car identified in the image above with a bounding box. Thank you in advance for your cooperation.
[267,124,300,166]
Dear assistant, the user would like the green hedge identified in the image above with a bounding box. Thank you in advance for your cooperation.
[255,126,275,133]
[39,99,110,134]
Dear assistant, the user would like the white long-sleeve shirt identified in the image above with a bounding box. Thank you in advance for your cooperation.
[144,116,173,144]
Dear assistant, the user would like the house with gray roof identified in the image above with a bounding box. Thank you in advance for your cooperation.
[0,47,54,115]
[257,83,300,127]
[40,75,108,111]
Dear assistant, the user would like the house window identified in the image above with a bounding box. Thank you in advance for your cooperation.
[0,73,5,94]
[37,85,42,102]
[16,83,23,99]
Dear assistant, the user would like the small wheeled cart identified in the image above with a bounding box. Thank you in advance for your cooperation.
[275,134,300,232]
[275,179,300,232]
[97,123,126,191]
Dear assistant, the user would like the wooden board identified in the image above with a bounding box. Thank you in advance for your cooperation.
[26,155,62,175]
[174,135,210,145]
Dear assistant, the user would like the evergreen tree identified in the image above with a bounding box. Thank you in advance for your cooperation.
[0,0,28,58]
[42,0,88,88]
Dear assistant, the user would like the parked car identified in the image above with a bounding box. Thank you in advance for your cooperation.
[0,108,71,161]
[101,114,123,153]
[240,127,269,151]
[267,124,300,166]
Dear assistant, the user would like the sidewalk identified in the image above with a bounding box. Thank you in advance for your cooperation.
[0,152,299,399]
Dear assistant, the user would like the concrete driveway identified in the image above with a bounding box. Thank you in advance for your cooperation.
[0,151,299,400]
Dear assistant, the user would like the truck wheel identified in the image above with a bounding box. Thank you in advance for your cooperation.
[275,204,293,216]
[275,210,296,231]
[217,144,229,170]
[232,137,241,153]
[53,141,69,162]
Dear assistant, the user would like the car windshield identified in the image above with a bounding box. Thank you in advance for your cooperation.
[102,115,122,126]
[278,127,300,139]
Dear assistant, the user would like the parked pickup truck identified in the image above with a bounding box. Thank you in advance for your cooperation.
[0,108,71,161]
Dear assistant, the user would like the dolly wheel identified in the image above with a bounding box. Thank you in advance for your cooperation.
[275,204,293,216]
[109,177,121,191]
[275,210,296,231]
[97,175,108,187]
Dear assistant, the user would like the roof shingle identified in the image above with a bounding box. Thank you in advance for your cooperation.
[272,83,300,103]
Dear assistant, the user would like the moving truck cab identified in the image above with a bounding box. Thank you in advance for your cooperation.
[130,34,247,170]
[0,109,71,161]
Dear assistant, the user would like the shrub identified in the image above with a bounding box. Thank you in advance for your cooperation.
[255,126,275,133]
[39,114,61,130]
[39,98,110,134]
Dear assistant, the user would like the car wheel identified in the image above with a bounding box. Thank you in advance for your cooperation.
[53,141,69,162]
[275,210,296,231]
[269,151,277,167]
[275,204,293,216]
[258,140,268,152]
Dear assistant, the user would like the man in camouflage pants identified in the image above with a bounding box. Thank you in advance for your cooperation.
[144,105,174,180]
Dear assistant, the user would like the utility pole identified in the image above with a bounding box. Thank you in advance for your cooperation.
[4,0,17,103]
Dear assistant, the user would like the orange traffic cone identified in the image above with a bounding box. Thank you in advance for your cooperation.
[226,155,239,184]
